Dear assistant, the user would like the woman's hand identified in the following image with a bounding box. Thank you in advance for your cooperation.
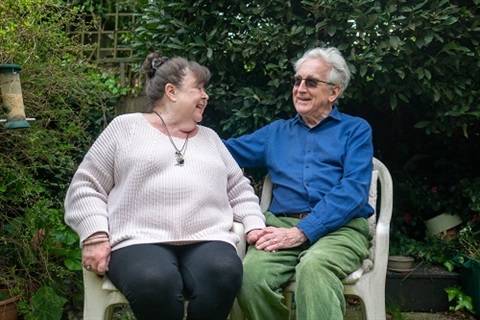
[82,233,111,275]
[246,229,267,244]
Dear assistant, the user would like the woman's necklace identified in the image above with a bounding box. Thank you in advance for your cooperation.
[153,111,189,166]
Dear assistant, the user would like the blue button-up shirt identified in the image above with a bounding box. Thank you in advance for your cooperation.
[224,107,374,243]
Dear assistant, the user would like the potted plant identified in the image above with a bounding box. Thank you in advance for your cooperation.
[387,226,462,312]
[396,177,466,235]
[387,255,415,272]
[446,218,480,317]
[417,185,463,236]
[425,212,463,236]
[0,283,21,320]
[447,178,480,317]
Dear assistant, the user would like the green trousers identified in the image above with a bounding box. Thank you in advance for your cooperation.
[237,212,371,320]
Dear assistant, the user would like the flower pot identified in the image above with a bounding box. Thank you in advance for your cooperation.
[386,266,460,312]
[388,256,415,272]
[425,213,462,235]
[453,254,480,318]
[0,288,21,320]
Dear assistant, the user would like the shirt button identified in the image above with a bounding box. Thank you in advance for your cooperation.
[305,165,309,168]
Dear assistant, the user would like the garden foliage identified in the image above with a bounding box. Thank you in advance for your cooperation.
[1,0,124,318]
[134,0,480,136]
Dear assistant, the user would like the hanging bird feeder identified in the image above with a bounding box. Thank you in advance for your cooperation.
[0,64,31,129]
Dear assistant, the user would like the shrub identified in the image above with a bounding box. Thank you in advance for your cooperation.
[1,0,122,318]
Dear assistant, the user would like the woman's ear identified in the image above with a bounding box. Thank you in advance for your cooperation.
[165,83,177,101]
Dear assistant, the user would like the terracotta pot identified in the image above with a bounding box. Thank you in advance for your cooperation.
[0,289,21,320]
[388,255,415,272]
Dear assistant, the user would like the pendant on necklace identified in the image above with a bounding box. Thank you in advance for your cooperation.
[175,151,185,166]
[152,111,188,167]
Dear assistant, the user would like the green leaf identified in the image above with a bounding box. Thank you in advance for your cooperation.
[389,36,402,49]
[327,25,336,37]
[193,35,205,46]
[31,286,67,320]
[414,121,431,129]
[443,260,455,272]
[395,68,405,79]
[445,286,460,301]
[360,65,367,78]
[64,257,82,271]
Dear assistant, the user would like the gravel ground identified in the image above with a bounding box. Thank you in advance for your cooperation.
[65,299,477,320]
[346,309,476,320]
[345,298,476,320]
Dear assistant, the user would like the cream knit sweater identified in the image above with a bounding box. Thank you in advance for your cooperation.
[64,113,265,251]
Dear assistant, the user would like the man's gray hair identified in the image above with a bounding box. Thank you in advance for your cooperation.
[294,47,351,97]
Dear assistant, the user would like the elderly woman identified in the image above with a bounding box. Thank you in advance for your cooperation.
[64,53,265,320]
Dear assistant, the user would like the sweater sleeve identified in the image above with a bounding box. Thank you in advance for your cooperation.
[64,117,123,242]
[212,131,266,232]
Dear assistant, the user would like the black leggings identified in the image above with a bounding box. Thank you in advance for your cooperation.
[108,241,242,320]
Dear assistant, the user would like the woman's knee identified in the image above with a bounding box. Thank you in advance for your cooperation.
[127,265,182,297]
[187,242,243,291]
[206,253,243,288]
[126,268,184,319]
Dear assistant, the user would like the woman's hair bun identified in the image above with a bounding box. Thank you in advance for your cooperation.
[142,53,169,78]
[151,56,169,71]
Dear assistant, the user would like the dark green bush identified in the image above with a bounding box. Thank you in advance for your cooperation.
[134,0,480,136]
[1,0,122,318]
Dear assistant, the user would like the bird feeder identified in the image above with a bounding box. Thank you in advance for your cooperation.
[0,64,30,129]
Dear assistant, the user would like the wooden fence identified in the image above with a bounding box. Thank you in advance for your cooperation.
[67,7,142,89]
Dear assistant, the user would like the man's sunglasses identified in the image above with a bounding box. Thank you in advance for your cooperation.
[291,76,334,88]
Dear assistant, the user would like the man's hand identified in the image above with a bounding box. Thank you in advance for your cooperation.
[255,226,308,252]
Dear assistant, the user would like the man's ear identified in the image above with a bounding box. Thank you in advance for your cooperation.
[328,85,342,103]
[165,83,177,101]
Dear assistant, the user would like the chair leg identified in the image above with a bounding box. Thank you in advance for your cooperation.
[230,299,245,320]
[283,291,294,320]
[84,300,118,320]
[104,305,115,320]
[83,294,109,320]
[362,293,386,320]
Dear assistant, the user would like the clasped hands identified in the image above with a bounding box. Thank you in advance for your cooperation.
[247,226,307,252]
[82,232,111,275]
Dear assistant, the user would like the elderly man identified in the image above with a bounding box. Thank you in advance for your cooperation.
[224,47,374,319]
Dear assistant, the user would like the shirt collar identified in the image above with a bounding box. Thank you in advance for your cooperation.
[293,105,342,127]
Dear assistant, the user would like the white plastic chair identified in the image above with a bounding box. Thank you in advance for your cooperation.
[233,157,393,320]
[82,222,246,320]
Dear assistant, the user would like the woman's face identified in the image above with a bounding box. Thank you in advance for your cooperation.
[175,70,209,123]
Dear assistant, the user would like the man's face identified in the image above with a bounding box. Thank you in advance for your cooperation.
[292,58,340,124]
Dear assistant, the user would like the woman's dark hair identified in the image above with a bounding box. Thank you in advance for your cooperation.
[141,52,211,105]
